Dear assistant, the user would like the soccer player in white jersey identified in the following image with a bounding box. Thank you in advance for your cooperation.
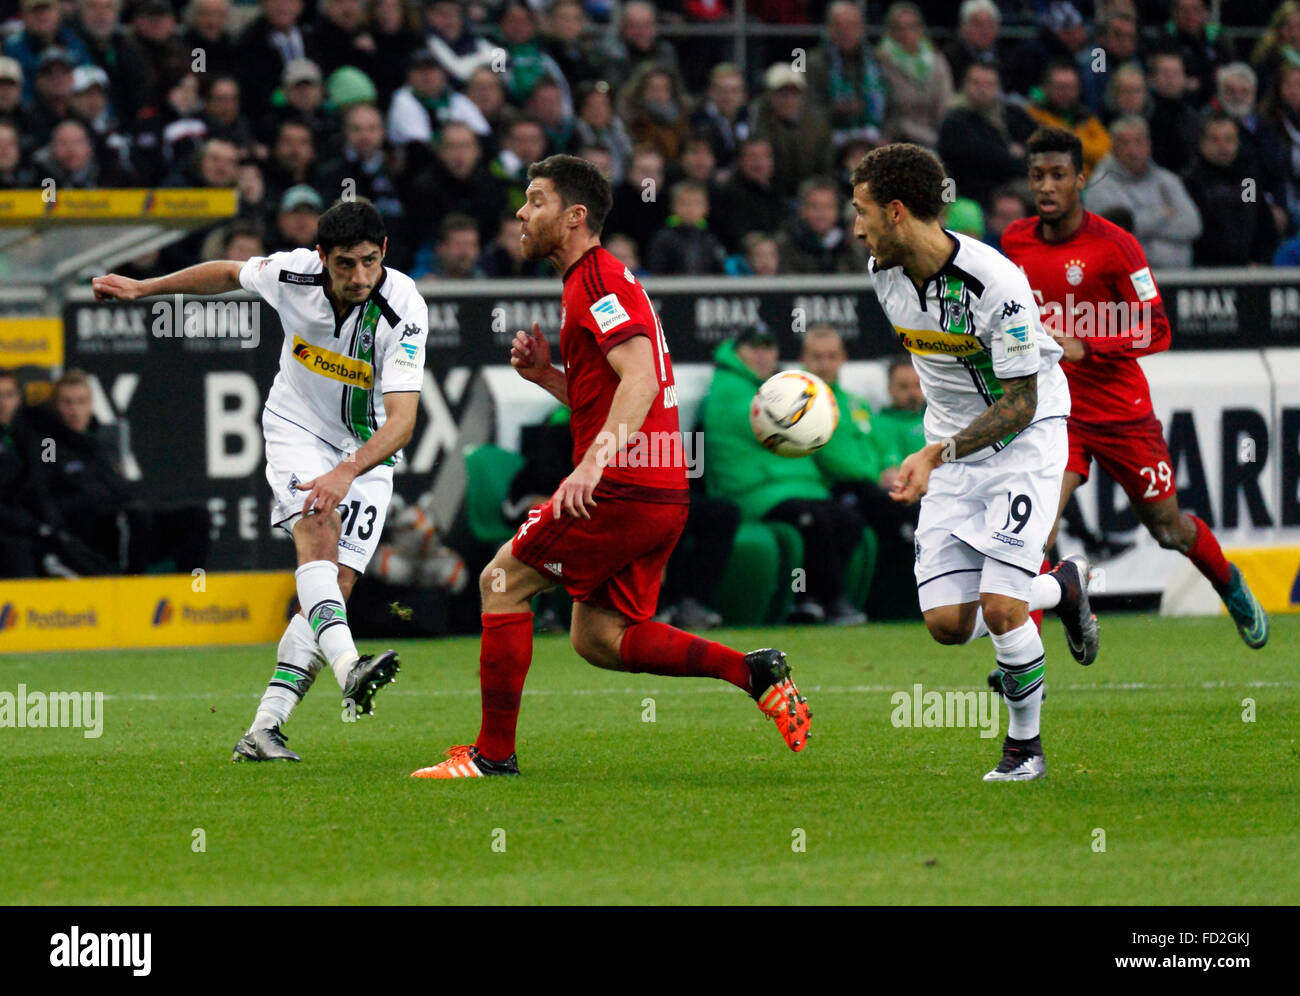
[850,144,1096,782]
[92,199,429,762]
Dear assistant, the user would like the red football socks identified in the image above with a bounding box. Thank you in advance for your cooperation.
[1186,515,1232,589]
[474,612,533,762]
[619,622,751,691]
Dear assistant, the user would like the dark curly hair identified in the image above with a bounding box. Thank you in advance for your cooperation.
[316,197,387,254]
[849,143,947,221]
[527,153,613,235]
[1026,126,1084,174]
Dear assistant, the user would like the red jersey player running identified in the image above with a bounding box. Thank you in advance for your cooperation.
[1000,127,1268,650]
[411,155,812,778]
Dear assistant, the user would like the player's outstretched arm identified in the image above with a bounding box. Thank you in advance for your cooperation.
[91,261,244,302]
[890,375,1037,504]
[510,321,568,406]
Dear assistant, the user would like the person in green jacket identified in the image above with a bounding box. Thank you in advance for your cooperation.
[702,327,866,625]
[872,354,927,493]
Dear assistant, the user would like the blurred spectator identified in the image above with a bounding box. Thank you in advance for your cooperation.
[262,118,321,207]
[676,134,718,189]
[944,0,1002,87]
[689,63,750,169]
[0,58,26,145]
[603,143,668,254]
[1085,6,1141,114]
[72,0,151,122]
[135,69,209,185]
[1182,113,1277,266]
[776,176,861,274]
[183,0,238,80]
[1211,62,1287,224]
[326,64,380,116]
[408,120,506,245]
[236,157,270,220]
[943,196,985,238]
[598,1,681,94]
[423,0,496,88]
[4,0,93,105]
[235,0,316,120]
[201,75,258,155]
[983,184,1032,252]
[603,231,644,275]
[754,63,834,200]
[876,2,954,147]
[1146,49,1201,172]
[701,327,866,625]
[575,142,614,182]
[480,211,548,277]
[310,0,378,81]
[491,116,547,212]
[619,64,688,160]
[388,48,491,149]
[267,183,322,251]
[316,102,411,265]
[201,217,266,261]
[1251,0,1300,97]
[573,79,631,182]
[426,212,483,278]
[1102,60,1149,124]
[72,64,134,179]
[938,62,1031,208]
[129,0,191,119]
[1085,115,1202,266]
[725,231,780,277]
[158,135,239,265]
[368,0,424,108]
[499,2,569,108]
[1021,60,1111,174]
[32,370,210,574]
[1262,63,1300,229]
[805,1,888,146]
[712,135,786,253]
[644,180,727,275]
[465,65,511,139]
[1158,0,1233,106]
[1005,2,1090,100]
[873,355,927,492]
[33,118,125,187]
[258,58,334,148]
[545,0,599,89]
[25,48,79,149]
[0,121,35,187]
[523,75,575,153]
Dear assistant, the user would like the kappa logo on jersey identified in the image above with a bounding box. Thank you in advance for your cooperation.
[400,323,422,339]
[1001,323,1034,357]
[281,270,319,285]
[999,300,1025,319]
[291,336,373,387]
[893,325,982,357]
[1130,266,1158,302]
[589,293,632,334]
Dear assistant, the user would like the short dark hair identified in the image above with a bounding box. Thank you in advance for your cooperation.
[850,143,947,221]
[1041,57,1080,86]
[439,212,479,240]
[886,354,914,381]
[1026,126,1084,173]
[1200,110,1239,140]
[526,153,613,235]
[316,197,387,254]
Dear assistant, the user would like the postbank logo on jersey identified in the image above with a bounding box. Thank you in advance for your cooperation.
[590,293,632,335]
[291,336,373,387]
[893,325,982,357]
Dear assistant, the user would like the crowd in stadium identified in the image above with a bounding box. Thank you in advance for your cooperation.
[0,0,1294,273]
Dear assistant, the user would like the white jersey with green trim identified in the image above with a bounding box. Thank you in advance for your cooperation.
[869,231,1070,463]
[238,248,428,460]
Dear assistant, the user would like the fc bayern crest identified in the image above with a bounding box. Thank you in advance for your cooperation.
[1066,259,1085,286]
[360,328,374,354]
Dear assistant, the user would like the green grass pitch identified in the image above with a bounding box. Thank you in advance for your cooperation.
[2,615,1296,905]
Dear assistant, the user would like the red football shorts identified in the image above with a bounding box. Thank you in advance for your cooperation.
[1066,413,1175,504]
[511,489,689,622]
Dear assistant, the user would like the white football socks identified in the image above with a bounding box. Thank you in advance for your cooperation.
[250,614,326,732]
[1028,572,1063,611]
[991,619,1046,741]
[296,559,360,686]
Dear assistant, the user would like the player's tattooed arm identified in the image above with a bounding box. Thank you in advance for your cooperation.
[947,374,1037,460]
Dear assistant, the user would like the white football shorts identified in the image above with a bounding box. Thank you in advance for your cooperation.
[913,416,1067,611]
[263,408,393,574]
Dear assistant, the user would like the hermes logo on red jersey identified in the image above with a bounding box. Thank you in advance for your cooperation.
[1065,258,1085,286]
[590,293,632,335]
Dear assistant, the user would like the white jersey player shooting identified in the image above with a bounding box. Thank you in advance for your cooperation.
[92,198,430,762]
[850,144,1097,782]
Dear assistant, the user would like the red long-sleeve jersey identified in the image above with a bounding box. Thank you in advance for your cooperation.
[1000,211,1172,424]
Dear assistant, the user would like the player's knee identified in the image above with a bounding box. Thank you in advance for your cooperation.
[980,601,1023,635]
[570,624,620,669]
[924,613,967,645]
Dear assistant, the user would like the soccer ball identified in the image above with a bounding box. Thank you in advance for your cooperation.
[749,370,839,457]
